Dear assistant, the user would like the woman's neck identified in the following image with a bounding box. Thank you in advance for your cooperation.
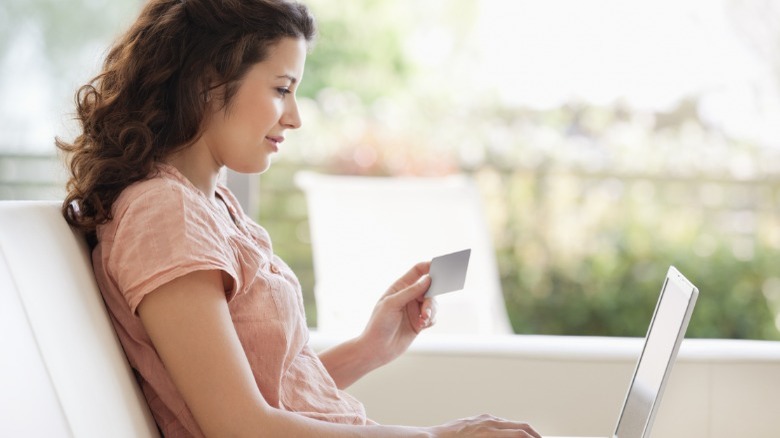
[164,143,222,201]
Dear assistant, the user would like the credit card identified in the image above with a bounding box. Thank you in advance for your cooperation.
[425,248,471,298]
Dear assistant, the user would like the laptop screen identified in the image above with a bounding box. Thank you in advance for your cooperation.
[614,268,698,438]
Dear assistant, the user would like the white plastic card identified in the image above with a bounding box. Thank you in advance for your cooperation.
[425,248,471,298]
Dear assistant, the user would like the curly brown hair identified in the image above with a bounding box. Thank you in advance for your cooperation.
[57,0,315,242]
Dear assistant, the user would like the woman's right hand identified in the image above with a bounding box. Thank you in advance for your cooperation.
[427,414,542,438]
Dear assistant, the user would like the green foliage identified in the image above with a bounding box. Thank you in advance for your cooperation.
[501,228,780,340]
[299,0,415,102]
[488,168,780,339]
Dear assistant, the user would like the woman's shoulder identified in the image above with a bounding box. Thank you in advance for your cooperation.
[115,164,201,210]
[103,165,211,237]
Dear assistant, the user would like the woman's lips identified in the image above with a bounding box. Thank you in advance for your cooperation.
[265,136,284,151]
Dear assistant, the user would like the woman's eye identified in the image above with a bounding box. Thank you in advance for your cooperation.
[276,87,291,97]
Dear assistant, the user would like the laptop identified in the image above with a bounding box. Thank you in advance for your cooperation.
[547,265,699,438]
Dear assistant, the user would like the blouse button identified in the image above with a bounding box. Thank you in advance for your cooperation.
[269,264,280,274]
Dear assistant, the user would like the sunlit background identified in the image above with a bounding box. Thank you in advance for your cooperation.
[2,0,780,339]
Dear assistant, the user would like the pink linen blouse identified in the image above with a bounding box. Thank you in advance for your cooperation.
[92,164,367,437]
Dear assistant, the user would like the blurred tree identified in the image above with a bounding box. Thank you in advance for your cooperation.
[299,0,415,102]
[493,166,780,340]
[0,0,139,86]
[299,0,479,103]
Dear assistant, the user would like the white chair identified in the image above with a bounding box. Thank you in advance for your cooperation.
[295,171,513,336]
[0,201,159,437]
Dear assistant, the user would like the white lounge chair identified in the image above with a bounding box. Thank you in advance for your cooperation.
[0,201,159,437]
[295,171,513,336]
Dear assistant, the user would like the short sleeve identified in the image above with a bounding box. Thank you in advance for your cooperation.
[105,181,239,314]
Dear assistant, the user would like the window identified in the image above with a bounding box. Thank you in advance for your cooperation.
[4,0,779,339]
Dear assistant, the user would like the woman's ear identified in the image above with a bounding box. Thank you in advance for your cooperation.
[201,67,225,106]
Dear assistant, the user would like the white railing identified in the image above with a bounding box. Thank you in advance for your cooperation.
[0,152,64,200]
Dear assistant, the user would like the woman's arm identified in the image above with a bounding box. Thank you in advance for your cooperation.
[138,269,540,438]
[137,269,423,437]
[319,262,435,389]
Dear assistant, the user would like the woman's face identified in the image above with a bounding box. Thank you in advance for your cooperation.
[200,37,307,174]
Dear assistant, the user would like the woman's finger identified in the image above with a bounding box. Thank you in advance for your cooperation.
[387,274,431,309]
[420,297,437,318]
[379,261,430,298]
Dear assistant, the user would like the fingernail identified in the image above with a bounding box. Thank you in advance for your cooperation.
[425,308,432,319]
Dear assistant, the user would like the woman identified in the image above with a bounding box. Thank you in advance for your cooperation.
[58,0,540,436]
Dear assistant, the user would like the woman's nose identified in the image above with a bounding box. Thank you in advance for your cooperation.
[281,99,302,129]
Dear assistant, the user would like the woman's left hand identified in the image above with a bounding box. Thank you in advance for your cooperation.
[358,261,437,367]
